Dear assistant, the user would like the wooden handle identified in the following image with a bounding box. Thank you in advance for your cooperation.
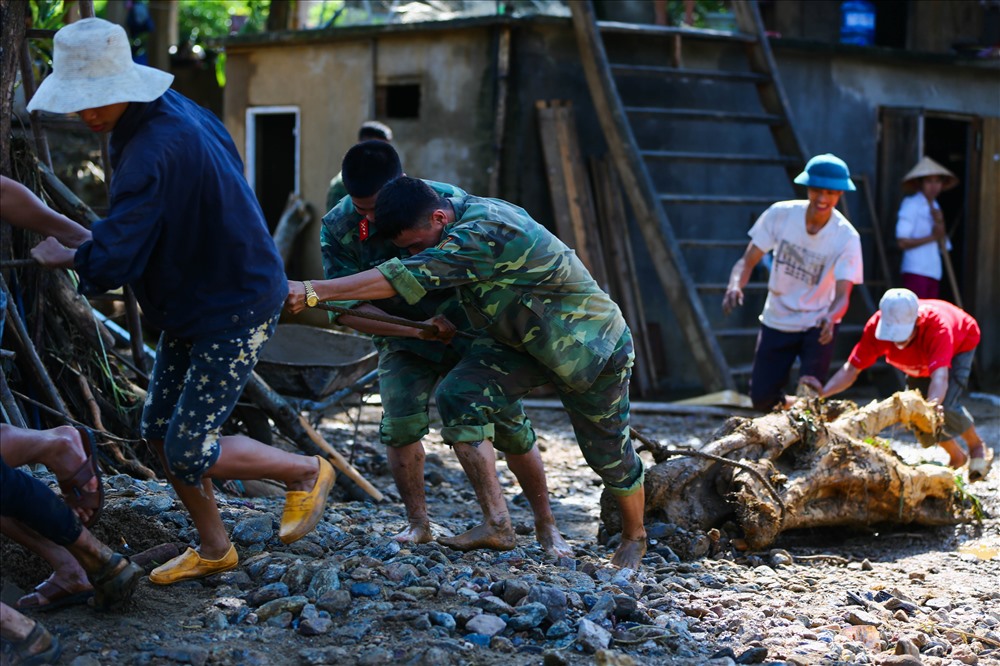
[296,413,385,502]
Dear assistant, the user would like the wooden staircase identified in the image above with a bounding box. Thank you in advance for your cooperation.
[570,0,869,392]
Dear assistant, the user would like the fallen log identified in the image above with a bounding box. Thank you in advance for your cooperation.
[601,390,977,553]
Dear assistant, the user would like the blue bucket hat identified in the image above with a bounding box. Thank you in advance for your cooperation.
[793,153,857,192]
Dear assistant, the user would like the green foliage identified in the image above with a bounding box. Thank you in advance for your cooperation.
[862,436,892,452]
[953,474,985,521]
[177,0,271,49]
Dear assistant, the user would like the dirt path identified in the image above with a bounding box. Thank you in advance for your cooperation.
[1,390,997,665]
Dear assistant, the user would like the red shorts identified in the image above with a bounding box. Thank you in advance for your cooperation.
[900,272,940,300]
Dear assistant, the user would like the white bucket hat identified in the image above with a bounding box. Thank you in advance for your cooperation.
[875,288,920,342]
[27,18,173,114]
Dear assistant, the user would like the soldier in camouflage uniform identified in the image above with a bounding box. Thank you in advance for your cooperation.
[288,176,647,569]
[307,142,570,556]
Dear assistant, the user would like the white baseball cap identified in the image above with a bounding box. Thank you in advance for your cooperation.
[27,18,173,114]
[875,289,919,342]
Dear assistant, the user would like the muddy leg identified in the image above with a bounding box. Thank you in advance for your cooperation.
[438,439,516,552]
[611,486,647,569]
[387,442,433,544]
[505,447,571,557]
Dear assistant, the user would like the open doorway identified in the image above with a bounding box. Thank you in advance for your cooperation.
[876,108,977,306]
[245,106,300,233]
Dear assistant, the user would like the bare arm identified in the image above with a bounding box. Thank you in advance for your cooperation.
[817,279,854,345]
[285,271,397,315]
[722,243,766,315]
[0,176,91,248]
[801,361,861,398]
[925,366,949,406]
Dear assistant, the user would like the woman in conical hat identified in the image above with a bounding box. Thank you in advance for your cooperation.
[895,156,959,299]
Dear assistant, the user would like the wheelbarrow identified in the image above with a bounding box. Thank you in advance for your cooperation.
[255,324,380,412]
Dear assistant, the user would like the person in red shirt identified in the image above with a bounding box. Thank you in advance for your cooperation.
[802,288,992,481]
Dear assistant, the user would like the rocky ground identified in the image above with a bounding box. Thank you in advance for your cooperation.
[1,389,998,666]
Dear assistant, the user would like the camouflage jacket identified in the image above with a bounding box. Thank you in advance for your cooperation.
[320,179,470,360]
[377,195,628,392]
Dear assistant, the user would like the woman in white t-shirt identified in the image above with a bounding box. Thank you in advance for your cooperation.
[896,157,958,299]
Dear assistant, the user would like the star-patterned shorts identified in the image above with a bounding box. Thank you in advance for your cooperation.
[141,313,279,485]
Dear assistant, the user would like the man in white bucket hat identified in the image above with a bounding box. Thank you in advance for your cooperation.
[723,153,864,412]
[803,288,992,481]
[29,18,336,584]
[895,156,959,300]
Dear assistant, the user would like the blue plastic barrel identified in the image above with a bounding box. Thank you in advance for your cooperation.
[840,0,876,46]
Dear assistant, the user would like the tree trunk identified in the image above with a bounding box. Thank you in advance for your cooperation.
[602,391,975,553]
[267,0,294,31]
[0,0,27,178]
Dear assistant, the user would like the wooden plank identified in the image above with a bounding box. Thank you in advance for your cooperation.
[610,64,768,83]
[641,150,797,164]
[570,1,734,391]
[535,100,609,288]
[487,25,510,198]
[974,116,1000,376]
[660,194,782,205]
[624,107,784,124]
[596,20,755,43]
[589,155,655,395]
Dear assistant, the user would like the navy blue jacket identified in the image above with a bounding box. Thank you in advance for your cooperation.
[75,90,287,338]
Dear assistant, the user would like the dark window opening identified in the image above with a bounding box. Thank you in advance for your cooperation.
[871,0,909,49]
[376,83,421,119]
[252,113,296,234]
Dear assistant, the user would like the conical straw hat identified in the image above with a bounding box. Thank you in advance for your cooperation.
[901,156,958,193]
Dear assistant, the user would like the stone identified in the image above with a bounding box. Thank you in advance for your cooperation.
[316,589,352,614]
[250,582,289,607]
[350,582,382,598]
[895,638,920,657]
[526,585,569,624]
[507,602,549,631]
[307,567,341,599]
[846,609,881,626]
[232,514,273,545]
[129,495,174,516]
[475,595,514,615]
[254,595,308,621]
[577,618,612,653]
[465,613,506,637]
[429,611,457,632]
[735,646,768,664]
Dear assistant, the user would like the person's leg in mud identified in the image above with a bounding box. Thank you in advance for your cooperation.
[141,318,327,578]
[491,399,572,558]
[433,340,564,553]
[0,603,61,664]
[0,424,100,524]
[558,330,646,569]
[377,346,454,545]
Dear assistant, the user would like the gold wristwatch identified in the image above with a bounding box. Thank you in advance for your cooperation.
[303,280,319,308]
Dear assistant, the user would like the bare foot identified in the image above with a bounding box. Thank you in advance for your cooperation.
[611,536,647,569]
[393,522,433,545]
[438,521,517,552]
[536,522,572,558]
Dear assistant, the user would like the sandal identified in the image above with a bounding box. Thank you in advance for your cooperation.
[7,620,61,666]
[88,552,142,611]
[57,427,104,528]
[16,576,94,612]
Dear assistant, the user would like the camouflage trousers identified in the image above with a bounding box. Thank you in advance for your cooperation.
[435,330,644,496]
[141,312,279,485]
[377,340,536,454]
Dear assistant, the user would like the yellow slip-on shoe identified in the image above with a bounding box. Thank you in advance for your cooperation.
[149,545,238,585]
[279,456,335,544]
